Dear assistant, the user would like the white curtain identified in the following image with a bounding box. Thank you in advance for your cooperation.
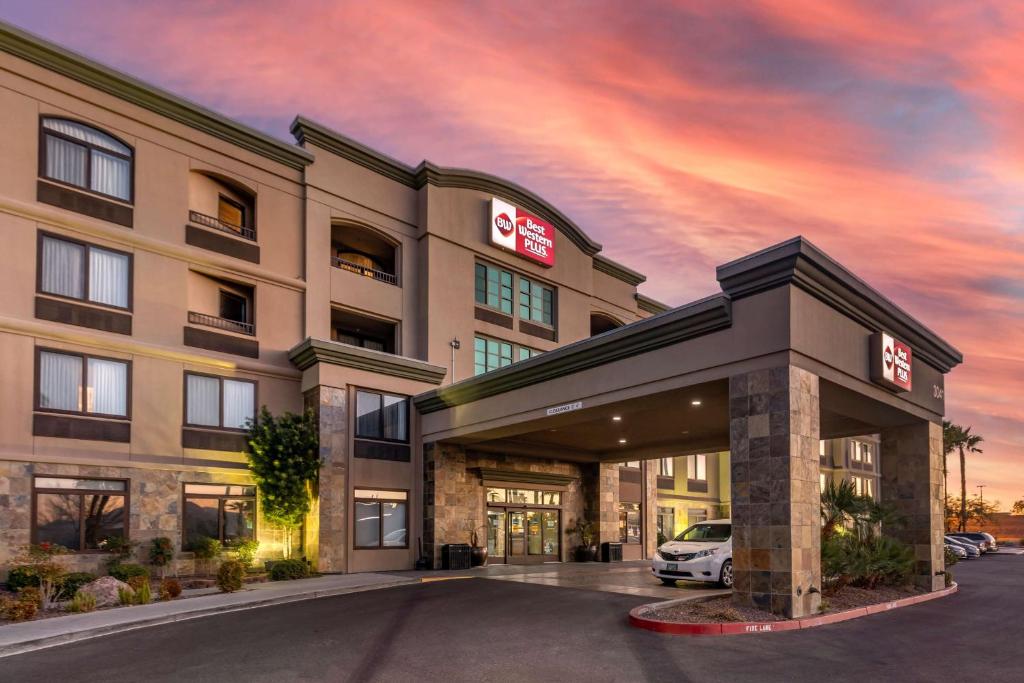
[89,247,129,308]
[186,374,219,426]
[222,379,254,429]
[87,358,127,416]
[91,151,131,200]
[43,119,131,154]
[39,352,82,411]
[45,136,87,188]
[40,236,84,299]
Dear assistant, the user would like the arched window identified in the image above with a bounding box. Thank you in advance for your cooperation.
[40,118,133,202]
[590,312,622,337]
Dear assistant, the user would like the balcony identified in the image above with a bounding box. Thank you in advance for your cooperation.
[189,210,256,242]
[188,311,254,336]
[331,255,398,286]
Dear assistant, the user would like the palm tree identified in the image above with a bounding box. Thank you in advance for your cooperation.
[952,425,984,532]
[942,420,961,529]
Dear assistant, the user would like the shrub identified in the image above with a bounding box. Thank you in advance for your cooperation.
[67,591,97,613]
[149,537,175,577]
[944,570,955,588]
[117,587,134,606]
[2,589,40,621]
[159,578,182,601]
[944,545,960,568]
[6,565,39,592]
[134,579,151,605]
[217,560,245,593]
[12,543,68,610]
[190,536,223,575]
[269,558,309,581]
[126,575,148,592]
[108,563,149,583]
[823,534,914,590]
[230,539,260,569]
[57,572,98,600]
[99,535,137,562]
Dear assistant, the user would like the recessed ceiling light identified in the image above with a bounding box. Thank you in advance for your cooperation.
[612,416,622,422]
[691,399,702,407]
[618,438,628,444]
[681,430,690,435]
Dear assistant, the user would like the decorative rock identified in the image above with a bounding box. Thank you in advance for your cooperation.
[79,576,133,607]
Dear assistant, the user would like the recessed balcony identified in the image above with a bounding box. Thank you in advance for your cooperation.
[188,310,254,336]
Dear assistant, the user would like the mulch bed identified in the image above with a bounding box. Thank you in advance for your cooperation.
[644,584,926,624]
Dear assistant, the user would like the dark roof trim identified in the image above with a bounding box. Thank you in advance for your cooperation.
[289,338,447,385]
[716,236,963,373]
[636,293,671,315]
[290,116,603,256]
[593,254,646,286]
[473,468,577,487]
[415,294,731,414]
[0,22,313,170]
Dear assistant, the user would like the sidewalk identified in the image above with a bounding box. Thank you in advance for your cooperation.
[0,572,418,658]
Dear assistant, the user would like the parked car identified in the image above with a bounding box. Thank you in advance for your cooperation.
[945,535,981,558]
[949,532,997,553]
[652,519,732,588]
[945,543,968,560]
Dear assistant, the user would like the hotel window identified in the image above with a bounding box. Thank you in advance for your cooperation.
[36,349,129,418]
[182,483,255,548]
[820,472,828,493]
[688,508,709,526]
[217,195,247,231]
[624,461,640,469]
[851,440,874,465]
[33,476,127,551]
[219,290,248,326]
[618,502,641,544]
[474,263,513,315]
[852,476,875,499]
[518,345,539,362]
[185,373,255,430]
[819,440,827,457]
[659,458,675,477]
[354,489,408,549]
[473,336,539,375]
[687,454,708,481]
[38,233,131,309]
[657,507,675,540]
[518,276,554,325]
[40,117,132,201]
[355,390,409,442]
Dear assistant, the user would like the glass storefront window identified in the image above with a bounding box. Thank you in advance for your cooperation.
[486,487,507,503]
[618,502,640,544]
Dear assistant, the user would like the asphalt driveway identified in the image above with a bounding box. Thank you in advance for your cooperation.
[2,553,1020,682]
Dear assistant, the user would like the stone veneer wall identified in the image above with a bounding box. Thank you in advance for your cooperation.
[643,463,658,558]
[306,385,347,573]
[582,462,620,545]
[729,366,821,618]
[0,459,255,579]
[423,443,588,568]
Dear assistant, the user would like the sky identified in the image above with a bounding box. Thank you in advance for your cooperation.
[1,1,1020,508]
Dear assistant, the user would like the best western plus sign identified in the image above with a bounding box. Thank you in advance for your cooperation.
[490,197,556,266]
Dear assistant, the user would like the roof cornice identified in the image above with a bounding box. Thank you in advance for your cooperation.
[290,116,603,257]
[593,254,646,286]
[636,293,671,315]
[414,294,731,414]
[0,22,313,171]
[289,338,447,385]
[716,236,963,373]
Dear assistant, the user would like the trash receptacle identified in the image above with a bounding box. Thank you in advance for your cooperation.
[601,542,623,562]
[441,543,472,570]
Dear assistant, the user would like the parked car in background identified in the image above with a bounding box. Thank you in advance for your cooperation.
[653,519,733,588]
[945,535,981,558]
[949,532,997,553]
[946,543,968,560]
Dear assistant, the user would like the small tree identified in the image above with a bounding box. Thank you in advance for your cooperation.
[246,407,319,559]
[1012,498,1024,516]
[149,537,175,579]
[14,543,68,610]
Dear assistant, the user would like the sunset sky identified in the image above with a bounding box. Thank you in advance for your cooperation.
[3,1,1020,508]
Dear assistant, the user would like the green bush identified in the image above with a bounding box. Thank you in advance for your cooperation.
[217,560,245,593]
[67,591,97,613]
[134,579,151,605]
[117,587,134,606]
[5,565,39,592]
[108,563,150,583]
[159,578,182,600]
[2,589,40,621]
[230,539,260,569]
[149,537,175,574]
[944,545,960,568]
[57,572,97,600]
[822,534,914,590]
[269,559,309,581]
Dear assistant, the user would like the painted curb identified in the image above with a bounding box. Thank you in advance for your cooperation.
[629,583,959,636]
[0,577,420,659]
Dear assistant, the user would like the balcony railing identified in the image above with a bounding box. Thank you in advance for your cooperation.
[188,311,255,336]
[189,210,256,242]
[331,256,398,286]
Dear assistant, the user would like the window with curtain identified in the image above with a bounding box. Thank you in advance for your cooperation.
[519,276,554,325]
[474,262,513,315]
[687,454,708,481]
[39,234,130,309]
[33,477,128,551]
[38,349,128,417]
[185,373,255,430]
[355,390,409,442]
[659,458,674,477]
[353,489,408,549]
[40,118,132,201]
[182,483,256,547]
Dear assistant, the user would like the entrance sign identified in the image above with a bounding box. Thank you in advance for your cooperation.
[546,401,582,416]
[870,332,912,392]
[490,198,556,267]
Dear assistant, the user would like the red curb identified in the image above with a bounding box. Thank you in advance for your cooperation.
[628,583,958,636]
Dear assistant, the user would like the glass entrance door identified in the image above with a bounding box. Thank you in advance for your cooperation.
[508,510,526,559]
[487,509,505,562]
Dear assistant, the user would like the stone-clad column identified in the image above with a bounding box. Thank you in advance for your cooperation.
[306,386,347,573]
[729,366,821,618]
[880,421,945,591]
[643,461,658,559]
[582,462,620,551]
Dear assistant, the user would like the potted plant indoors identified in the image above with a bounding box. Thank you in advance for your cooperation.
[567,518,597,562]
[469,524,489,567]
